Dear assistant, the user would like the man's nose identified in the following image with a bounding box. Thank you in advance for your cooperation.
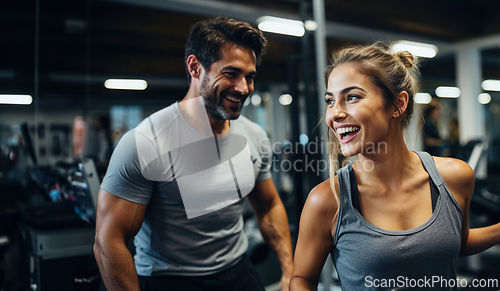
[234,78,250,95]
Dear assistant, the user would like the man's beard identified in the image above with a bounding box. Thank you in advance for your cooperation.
[199,74,245,120]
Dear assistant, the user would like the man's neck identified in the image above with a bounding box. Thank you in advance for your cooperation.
[180,92,230,137]
[208,114,230,136]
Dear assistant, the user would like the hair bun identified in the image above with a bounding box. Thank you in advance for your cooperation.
[394,51,415,68]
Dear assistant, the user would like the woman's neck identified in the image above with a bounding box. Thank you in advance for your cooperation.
[354,133,415,189]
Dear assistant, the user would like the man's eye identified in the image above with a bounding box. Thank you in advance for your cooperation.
[225,72,237,77]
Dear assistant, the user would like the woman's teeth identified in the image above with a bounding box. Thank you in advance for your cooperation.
[337,126,360,135]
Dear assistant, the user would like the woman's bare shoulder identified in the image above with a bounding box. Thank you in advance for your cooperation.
[434,157,474,187]
[304,176,339,221]
[434,156,474,202]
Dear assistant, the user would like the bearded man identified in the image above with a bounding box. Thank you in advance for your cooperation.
[94,17,293,291]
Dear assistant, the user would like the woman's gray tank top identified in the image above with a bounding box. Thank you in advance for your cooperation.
[332,151,464,290]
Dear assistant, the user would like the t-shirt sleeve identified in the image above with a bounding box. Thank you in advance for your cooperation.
[256,129,272,181]
[100,129,155,205]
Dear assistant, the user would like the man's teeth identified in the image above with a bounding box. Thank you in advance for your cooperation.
[337,126,360,135]
[225,95,241,103]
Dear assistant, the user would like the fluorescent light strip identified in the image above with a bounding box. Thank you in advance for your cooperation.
[414,93,432,104]
[104,79,147,90]
[391,40,438,58]
[0,94,33,105]
[257,16,305,37]
[435,86,461,98]
[478,93,491,104]
[481,79,500,91]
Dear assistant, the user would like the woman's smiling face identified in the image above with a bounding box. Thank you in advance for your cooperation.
[325,63,395,157]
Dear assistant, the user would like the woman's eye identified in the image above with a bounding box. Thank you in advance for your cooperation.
[325,99,335,105]
[347,95,359,101]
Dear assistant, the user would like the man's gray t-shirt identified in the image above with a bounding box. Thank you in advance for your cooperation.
[100,100,272,276]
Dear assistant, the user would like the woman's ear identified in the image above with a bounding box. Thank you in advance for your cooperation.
[393,91,409,118]
[186,54,202,80]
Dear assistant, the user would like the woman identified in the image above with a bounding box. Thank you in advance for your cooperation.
[290,43,500,290]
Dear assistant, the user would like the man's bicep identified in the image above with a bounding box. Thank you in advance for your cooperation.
[96,189,147,241]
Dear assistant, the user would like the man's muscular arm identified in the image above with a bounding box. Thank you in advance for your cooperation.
[248,178,293,291]
[94,189,147,291]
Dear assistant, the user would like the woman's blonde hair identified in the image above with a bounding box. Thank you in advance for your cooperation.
[324,42,421,218]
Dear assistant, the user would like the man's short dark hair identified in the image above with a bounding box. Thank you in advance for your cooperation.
[185,16,267,83]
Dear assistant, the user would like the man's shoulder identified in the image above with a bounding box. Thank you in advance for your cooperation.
[135,102,179,138]
[150,102,178,119]
[115,128,137,148]
[113,103,179,153]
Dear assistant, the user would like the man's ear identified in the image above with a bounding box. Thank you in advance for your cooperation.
[393,91,409,118]
[187,54,203,80]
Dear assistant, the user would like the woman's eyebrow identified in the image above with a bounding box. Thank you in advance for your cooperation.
[341,86,366,94]
[325,86,366,97]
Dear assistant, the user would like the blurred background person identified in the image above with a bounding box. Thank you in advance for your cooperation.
[422,98,444,156]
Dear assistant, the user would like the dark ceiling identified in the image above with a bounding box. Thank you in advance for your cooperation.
[1,0,500,110]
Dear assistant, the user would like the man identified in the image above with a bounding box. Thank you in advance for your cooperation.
[94,16,293,291]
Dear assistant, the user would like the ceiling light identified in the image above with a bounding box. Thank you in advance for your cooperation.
[435,86,460,98]
[104,79,147,90]
[251,94,262,106]
[0,94,32,105]
[261,92,271,102]
[299,134,309,145]
[279,94,293,105]
[414,93,432,104]
[478,93,491,104]
[304,20,318,31]
[257,16,305,37]
[481,79,500,91]
[391,40,438,58]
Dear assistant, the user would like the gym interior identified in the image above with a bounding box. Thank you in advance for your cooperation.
[0,0,499,290]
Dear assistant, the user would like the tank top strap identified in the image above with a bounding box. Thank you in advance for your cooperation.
[414,151,443,187]
[336,165,353,209]
[333,165,354,245]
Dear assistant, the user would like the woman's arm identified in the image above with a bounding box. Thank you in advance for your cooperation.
[461,225,500,256]
[290,179,338,291]
[437,157,500,256]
